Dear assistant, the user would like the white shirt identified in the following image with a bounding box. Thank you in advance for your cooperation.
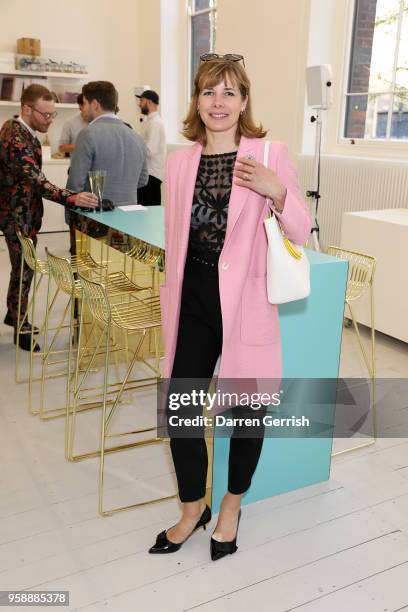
[59,113,87,146]
[17,116,37,139]
[141,111,166,181]
[89,112,120,125]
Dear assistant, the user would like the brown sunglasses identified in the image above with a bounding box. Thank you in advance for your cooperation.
[200,53,245,67]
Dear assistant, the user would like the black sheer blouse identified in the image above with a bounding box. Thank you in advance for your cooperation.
[187,151,237,263]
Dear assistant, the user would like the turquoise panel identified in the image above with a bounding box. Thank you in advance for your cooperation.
[81,206,165,250]
[211,251,348,511]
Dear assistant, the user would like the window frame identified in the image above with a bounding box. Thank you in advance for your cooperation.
[187,0,217,100]
[339,0,408,149]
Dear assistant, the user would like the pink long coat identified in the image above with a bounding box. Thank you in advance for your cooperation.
[160,136,312,380]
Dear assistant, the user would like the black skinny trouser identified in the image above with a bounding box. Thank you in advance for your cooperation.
[169,255,265,503]
[0,220,37,326]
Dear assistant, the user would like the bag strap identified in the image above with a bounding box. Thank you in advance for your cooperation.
[263,140,302,259]
[263,140,274,220]
[263,139,271,168]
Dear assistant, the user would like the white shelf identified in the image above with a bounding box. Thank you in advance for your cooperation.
[0,100,78,109]
[0,69,88,79]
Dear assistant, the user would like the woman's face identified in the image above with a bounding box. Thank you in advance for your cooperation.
[198,74,247,137]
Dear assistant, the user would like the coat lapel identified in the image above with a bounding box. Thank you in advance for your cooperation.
[176,142,202,278]
[223,136,258,250]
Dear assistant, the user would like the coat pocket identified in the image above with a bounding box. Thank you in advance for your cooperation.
[240,277,279,345]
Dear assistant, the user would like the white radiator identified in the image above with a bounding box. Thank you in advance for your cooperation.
[296,155,408,248]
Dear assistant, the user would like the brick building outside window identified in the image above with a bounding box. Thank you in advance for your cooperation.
[345,0,408,141]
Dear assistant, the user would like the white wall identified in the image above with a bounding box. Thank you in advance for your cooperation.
[159,0,311,154]
[139,0,161,95]
[160,0,189,144]
[302,0,336,155]
[0,0,143,151]
[216,0,311,154]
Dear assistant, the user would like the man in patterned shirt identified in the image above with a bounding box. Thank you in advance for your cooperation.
[0,84,97,351]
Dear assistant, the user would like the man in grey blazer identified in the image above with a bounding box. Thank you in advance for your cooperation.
[66,81,148,252]
[67,80,148,203]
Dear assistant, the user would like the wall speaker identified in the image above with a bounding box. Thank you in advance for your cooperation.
[306,65,333,109]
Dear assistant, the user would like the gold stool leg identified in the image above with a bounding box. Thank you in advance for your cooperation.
[39,277,63,416]
[348,301,375,379]
[27,268,39,415]
[98,330,175,517]
[68,318,107,460]
[37,295,72,419]
[15,251,25,384]
[332,378,377,457]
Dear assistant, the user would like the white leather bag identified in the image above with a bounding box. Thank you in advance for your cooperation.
[263,140,310,304]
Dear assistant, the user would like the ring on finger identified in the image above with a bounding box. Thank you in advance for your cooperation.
[244,172,250,181]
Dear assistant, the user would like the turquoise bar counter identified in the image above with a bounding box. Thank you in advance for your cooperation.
[75,208,348,511]
[212,251,347,511]
[79,206,165,250]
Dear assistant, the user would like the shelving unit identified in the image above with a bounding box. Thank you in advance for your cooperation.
[0,67,88,107]
[0,68,88,79]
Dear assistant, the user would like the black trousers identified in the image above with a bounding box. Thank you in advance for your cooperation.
[0,220,37,326]
[169,255,265,502]
[137,175,162,206]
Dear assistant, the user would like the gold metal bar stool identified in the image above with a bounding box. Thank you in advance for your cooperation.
[15,231,108,399]
[326,247,376,378]
[124,239,165,356]
[76,273,173,516]
[326,246,377,457]
[68,272,160,462]
[15,230,107,416]
[124,238,164,294]
[43,249,148,435]
[15,231,52,392]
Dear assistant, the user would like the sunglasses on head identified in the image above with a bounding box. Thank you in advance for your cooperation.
[200,53,245,67]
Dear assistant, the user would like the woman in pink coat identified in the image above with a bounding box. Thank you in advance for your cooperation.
[149,55,311,559]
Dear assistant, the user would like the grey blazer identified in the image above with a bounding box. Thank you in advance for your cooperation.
[67,115,148,205]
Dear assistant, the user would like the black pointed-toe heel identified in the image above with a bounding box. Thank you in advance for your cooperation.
[13,330,40,352]
[148,505,212,554]
[210,509,242,561]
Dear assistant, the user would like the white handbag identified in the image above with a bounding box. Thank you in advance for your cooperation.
[263,140,310,304]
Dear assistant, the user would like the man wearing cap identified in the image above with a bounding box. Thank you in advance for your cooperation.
[136,90,166,206]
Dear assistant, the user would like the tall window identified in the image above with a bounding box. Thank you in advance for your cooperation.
[188,0,217,93]
[344,0,408,141]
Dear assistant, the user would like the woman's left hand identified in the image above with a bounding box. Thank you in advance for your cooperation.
[234,157,287,212]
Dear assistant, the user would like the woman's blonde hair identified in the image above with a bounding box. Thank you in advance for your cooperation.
[182,59,267,146]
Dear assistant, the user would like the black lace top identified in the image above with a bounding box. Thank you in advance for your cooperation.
[188,151,237,262]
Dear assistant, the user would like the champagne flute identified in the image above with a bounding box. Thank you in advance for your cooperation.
[88,170,107,212]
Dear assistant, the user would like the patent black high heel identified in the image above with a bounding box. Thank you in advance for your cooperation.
[210,509,242,561]
[148,505,212,554]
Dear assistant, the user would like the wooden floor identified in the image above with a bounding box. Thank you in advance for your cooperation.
[1,233,408,612]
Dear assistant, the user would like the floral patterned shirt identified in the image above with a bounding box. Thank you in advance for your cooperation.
[0,118,76,234]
